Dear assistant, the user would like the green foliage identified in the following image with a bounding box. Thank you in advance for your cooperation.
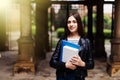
[104,14,112,29]
[82,13,112,30]
[56,28,65,38]
[32,24,36,37]
[82,13,97,28]
[104,29,111,39]
[83,13,112,39]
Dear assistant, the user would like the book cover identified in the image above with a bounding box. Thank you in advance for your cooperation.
[60,40,80,62]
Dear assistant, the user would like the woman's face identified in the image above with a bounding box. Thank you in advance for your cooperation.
[67,16,78,34]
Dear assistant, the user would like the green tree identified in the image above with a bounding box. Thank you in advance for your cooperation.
[104,14,112,29]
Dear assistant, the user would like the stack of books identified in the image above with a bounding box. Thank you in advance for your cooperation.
[60,40,80,62]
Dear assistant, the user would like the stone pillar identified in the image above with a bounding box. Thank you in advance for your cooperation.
[94,0,106,58]
[0,8,6,51]
[107,0,120,77]
[14,0,35,76]
[35,0,50,60]
[87,1,94,48]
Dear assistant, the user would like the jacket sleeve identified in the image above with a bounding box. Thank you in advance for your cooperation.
[85,38,94,69]
[49,39,66,70]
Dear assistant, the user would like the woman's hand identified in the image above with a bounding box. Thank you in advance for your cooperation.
[65,60,77,70]
[70,55,85,67]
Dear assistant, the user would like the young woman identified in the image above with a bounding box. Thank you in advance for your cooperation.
[49,12,94,80]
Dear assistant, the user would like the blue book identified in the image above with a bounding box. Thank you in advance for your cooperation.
[60,40,80,62]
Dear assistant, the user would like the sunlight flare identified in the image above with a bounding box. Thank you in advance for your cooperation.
[0,0,11,9]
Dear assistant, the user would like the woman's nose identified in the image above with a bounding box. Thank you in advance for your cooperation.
[70,22,74,26]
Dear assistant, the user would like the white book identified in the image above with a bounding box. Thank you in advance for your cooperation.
[60,40,80,62]
[62,46,79,62]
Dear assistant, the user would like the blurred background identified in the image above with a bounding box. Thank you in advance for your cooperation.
[1,0,120,80]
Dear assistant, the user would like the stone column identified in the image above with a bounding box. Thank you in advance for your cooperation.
[14,0,35,76]
[87,1,94,48]
[0,8,6,51]
[35,0,50,60]
[107,0,120,77]
[94,0,106,58]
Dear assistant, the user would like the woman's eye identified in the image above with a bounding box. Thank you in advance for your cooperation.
[67,20,77,24]
[73,20,77,23]
[67,21,71,24]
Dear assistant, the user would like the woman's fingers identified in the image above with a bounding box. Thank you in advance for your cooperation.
[70,55,85,67]
[65,60,77,70]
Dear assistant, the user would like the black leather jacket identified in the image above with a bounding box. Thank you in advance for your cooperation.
[49,37,94,77]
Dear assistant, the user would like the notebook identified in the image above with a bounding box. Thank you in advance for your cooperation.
[60,40,80,62]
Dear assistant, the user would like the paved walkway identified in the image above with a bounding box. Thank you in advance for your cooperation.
[0,44,120,80]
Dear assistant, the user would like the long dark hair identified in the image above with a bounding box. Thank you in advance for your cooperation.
[64,12,85,38]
